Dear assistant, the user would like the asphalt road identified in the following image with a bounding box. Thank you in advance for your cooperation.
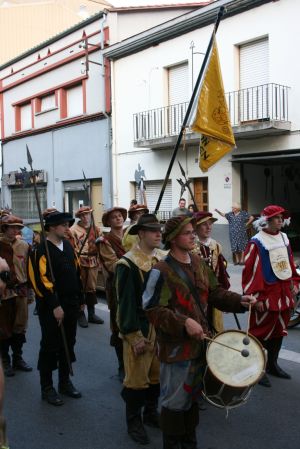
[4,264,300,449]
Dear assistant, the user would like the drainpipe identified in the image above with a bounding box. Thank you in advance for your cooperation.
[103,112,113,208]
[101,13,114,208]
[100,13,106,73]
[0,142,4,207]
[109,58,118,207]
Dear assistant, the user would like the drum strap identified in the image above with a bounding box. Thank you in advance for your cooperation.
[165,255,216,334]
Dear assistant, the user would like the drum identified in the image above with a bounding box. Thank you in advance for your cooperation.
[202,330,266,409]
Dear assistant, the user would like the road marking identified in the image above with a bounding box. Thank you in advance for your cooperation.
[279,349,300,364]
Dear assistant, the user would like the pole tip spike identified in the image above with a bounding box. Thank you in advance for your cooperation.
[218,5,225,17]
[26,145,33,165]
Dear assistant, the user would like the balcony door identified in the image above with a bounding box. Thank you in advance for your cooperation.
[167,62,189,135]
[193,177,208,211]
[239,38,269,122]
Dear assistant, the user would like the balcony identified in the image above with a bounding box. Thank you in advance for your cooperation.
[133,83,291,148]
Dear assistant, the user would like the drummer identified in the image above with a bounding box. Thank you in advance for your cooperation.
[142,216,256,449]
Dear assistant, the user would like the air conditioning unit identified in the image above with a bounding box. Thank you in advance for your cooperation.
[2,169,47,186]
[2,171,17,186]
[33,170,47,184]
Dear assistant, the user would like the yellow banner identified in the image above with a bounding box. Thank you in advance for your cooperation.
[199,135,232,172]
[191,35,235,171]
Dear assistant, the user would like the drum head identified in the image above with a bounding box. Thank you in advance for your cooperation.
[206,330,266,388]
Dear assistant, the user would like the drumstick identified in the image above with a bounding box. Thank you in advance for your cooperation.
[247,303,252,336]
[204,337,249,357]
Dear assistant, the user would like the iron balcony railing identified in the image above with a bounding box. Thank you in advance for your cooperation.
[226,83,289,126]
[133,83,290,142]
[150,210,171,221]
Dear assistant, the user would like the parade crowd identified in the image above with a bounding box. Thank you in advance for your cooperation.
[0,199,299,449]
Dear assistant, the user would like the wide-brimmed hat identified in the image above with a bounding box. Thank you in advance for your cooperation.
[261,205,289,220]
[102,207,127,227]
[42,207,58,218]
[1,214,24,228]
[162,216,195,249]
[128,204,149,220]
[194,211,218,226]
[44,211,75,230]
[75,206,93,218]
[129,214,162,235]
[0,209,10,218]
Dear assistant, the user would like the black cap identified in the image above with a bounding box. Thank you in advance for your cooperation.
[44,211,75,230]
[128,214,162,235]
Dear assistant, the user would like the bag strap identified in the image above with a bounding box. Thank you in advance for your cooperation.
[165,255,216,334]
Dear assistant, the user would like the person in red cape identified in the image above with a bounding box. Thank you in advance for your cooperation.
[242,205,300,387]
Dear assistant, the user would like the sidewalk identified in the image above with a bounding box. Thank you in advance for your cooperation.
[224,263,246,329]
[227,263,244,294]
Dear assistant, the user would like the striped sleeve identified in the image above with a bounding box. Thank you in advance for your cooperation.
[27,247,59,309]
[142,268,164,310]
[242,242,265,297]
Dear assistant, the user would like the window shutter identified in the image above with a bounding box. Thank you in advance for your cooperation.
[135,180,172,220]
[240,38,269,89]
[239,38,269,121]
[168,63,189,105]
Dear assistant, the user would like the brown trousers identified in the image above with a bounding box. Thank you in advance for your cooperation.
[0,296,28,340]
[80,266,98,293]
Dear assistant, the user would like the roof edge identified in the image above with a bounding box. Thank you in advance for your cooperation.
[110,2,210,12]
[103,0,273,60]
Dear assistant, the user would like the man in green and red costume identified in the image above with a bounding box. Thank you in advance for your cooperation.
[143,216,256,449]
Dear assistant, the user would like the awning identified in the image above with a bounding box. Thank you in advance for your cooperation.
[230,152,300,164]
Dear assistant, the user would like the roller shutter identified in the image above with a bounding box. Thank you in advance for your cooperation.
[136,180,172,220]
[168,62,189,105]
[239,38,269,121]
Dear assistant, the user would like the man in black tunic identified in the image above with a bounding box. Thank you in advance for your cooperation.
[29,211,83,406]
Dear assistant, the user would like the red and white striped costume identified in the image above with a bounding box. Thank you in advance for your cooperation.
[242,229,300,340]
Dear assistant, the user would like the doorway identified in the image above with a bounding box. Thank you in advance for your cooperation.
[193,177,208,211]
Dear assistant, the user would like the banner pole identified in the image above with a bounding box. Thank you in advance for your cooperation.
[154,6,225,215]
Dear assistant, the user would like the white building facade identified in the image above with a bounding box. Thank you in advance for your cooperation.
[104,0,300,255]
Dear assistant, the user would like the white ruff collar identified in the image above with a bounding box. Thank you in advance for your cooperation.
[253,231,289,251]
[200,237,212,247]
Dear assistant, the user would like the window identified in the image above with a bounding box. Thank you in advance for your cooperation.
[41,94,56,111]
[11,187,47,220]
[167,63,189,134]
[66,84,83,118]
[168,62,189,106]
[20,103,32,130]
[239,38,269,89]
[239,38,269,121]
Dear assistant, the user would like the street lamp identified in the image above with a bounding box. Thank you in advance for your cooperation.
[79,40,103,74]
[190,41,205,89]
